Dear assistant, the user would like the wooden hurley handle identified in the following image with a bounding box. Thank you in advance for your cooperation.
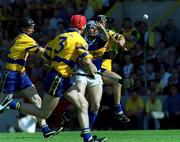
[110,34,128,51]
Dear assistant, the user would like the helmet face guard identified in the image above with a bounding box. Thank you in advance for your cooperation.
[85,20,98,37]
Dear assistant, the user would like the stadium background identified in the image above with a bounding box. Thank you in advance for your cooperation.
[0,0,180,133]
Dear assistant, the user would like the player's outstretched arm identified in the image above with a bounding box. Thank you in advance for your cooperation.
[96,22,109,41]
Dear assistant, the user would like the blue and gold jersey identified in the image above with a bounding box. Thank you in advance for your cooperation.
[101,29,124,71]
[42,31,92,77]
[5,33,44,72]
[86,35,107,70]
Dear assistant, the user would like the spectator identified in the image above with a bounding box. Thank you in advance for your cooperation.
[144,93,164,130]
[160,18,180,47]
[147,80,161,95]
[164,84,180,129]
[125,89,145,130]
[123,54,134,78]
[121,17,136,50]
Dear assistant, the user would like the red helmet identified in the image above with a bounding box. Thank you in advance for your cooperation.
[71,15,87,30]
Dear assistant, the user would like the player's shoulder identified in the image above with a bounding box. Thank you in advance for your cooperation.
[17,33,35,42]
[15,33,36,44]
[67,32,86,42]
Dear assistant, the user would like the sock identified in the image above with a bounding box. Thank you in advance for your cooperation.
[81,128,92,142]
[41,124,50,134]
[9,100,21,110]
[88,110,97,128]
[114,104,123,114]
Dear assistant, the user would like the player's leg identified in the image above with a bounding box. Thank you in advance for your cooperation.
[86,83,103,128]
[63,85,92,142]
[102,70,130,122]
[64,84,106,142]
[20,85,62,138]
[1,71,62,138]
[19,92,59,118]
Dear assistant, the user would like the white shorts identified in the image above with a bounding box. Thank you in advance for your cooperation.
[75,68,103,88]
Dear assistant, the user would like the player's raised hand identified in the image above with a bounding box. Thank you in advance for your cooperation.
[118,38,126,48]
[96,21,106,31]
[96,21,109,41]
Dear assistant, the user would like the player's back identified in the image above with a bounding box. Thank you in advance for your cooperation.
[46,31,88,77]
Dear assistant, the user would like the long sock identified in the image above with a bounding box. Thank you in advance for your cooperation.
[114,104,123,114]
[9,100,21,110]
[88,110,97,128]
[81,128,92,142]
[41,124,50,134]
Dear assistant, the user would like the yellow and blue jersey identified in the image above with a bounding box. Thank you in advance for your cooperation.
[42,30,92,97]
[101,29,124,71]
[42,31,92,77]
[5,33,44,72]
[1,33,43,94]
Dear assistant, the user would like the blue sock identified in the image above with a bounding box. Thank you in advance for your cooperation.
[114,104,123,113]
[9,100,20,110]
[41,124,50,134]
[88,110,97,128]
[81,128,92,142]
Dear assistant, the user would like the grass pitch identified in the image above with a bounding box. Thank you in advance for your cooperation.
[0,130,179,142]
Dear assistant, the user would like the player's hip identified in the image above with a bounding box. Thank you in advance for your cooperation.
[44,69,75,97]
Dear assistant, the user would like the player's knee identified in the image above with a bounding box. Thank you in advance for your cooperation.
[78,99,89,113]
[90,102,100,112]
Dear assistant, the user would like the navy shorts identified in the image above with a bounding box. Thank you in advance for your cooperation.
[44,69,74,97]
[0,70,33,94]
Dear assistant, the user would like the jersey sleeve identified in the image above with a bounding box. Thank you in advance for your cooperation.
[40,40,54,62]
[24,38,44,55]
[76,42,92,60]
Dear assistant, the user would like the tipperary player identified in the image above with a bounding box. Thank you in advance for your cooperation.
[75,20,109,128]
[96,15,133,122]
[1,15,107,142]
[0,17,60,138]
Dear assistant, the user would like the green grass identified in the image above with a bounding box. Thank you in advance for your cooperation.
[0,130,180,142]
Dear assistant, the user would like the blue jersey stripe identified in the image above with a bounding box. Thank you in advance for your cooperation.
[79,52,89,59]
[53,56,75,68]
[76,46,87,50]
[43,52,51,60]
[46,47,52,51]
[25,45,38,52]
[88,46,106,51]
[6,57,26,66]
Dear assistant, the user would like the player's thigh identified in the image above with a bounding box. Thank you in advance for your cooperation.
[87,84,103,106]
[63,85,88,110]
[75,78,87,96]
[41,92,60,115]
[20,85,41,105]
[102,70,122,84]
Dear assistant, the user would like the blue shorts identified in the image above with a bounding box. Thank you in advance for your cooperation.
[44,69,74,97]
[0,70,33,94]
[101,68,106,72]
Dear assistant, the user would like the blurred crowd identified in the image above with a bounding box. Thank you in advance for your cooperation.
[0,0,180,131]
